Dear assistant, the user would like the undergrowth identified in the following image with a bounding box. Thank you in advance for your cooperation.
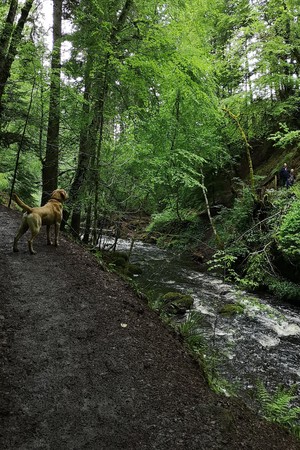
[209,182,300,301]
[257,382,300,438]
[147,286,300,437]
[146,207,208,249]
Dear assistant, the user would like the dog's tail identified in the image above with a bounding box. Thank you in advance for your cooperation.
[13,194,33,213]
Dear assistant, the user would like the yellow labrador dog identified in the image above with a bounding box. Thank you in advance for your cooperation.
[13,189,68,254]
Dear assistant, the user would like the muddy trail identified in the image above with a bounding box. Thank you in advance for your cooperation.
[0,204,299,450]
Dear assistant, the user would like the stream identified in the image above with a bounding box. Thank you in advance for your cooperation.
[103,237,300,406]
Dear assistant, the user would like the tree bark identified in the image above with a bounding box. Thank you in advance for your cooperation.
[0,0,33,112]
[67,61,92,236]
[223,107,255,193]
[82,202,92,244]
[65,0,134,238]
[0,0,18,67]
[8,74,36,208]
[92,0,134,242]
[41,0,62,205]
[200,170,223,249]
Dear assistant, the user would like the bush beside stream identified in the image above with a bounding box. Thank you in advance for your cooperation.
[144,183,300,303]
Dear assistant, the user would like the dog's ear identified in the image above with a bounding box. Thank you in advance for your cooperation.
[51,189,68,201]
[60,190,68,201]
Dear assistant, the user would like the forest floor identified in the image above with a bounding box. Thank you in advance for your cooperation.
[1,203,300,450]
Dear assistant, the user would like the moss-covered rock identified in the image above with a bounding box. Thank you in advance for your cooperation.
[160,292,194,315]
[125,263,143,277]
[100,250,142,278]
[218,303,245,317]
[102,250,129,267]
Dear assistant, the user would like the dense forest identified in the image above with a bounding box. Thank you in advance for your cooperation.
[1,0,300,300]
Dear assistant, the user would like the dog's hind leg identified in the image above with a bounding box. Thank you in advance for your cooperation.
[28,230,39,255]
[13,220,29,252]
[27,216,41,255]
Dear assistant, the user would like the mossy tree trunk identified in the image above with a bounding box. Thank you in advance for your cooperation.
[0,0,34,115]
[223,107,255,193]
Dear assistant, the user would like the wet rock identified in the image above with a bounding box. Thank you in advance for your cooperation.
[192,250,204,263]
[218,303,245,317]
[160,292,194,315]
[125,263,143,277]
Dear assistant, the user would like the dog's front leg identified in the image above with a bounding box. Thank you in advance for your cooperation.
[46,225,52,245]
[54,222,60,247]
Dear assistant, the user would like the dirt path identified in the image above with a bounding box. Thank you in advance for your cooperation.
[1,204,300,450]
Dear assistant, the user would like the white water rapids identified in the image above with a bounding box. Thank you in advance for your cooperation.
[102,237,300,405]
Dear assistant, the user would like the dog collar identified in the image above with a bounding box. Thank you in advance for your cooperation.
[49,198,63,204]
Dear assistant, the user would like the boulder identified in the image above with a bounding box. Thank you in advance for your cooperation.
[160,292,194,315]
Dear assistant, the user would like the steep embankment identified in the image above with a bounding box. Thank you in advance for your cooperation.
[1,204,300,450]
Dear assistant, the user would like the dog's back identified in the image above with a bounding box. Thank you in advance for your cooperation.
[13,189,68,254]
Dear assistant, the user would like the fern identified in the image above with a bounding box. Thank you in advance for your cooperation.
[257,382,300,427]
[176,311,206,351]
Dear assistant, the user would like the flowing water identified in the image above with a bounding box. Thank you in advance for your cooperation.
[103,237,300,405]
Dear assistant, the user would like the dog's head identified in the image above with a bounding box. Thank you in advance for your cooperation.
[50,189,68,203]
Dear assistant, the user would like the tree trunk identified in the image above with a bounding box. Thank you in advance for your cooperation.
[0,0,18,66]
[67,61,92,236]
[0,0,33,113]
[67,0,134,239]
[200,170,223,249]
[223,107,255,193]
[92,79,107,244]
[8,75,35,207]
[82,202,92,244]
[92,0,134,242]
[41,0,62,205]
[70,211,81,238]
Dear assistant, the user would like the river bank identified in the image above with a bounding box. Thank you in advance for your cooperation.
[2,204,300,449]
[99,235,300,428]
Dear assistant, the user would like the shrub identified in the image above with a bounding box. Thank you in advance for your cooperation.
[215,184,256,243]
[278,200,300,262]
[267,277,300,302]
[257,382,300,430]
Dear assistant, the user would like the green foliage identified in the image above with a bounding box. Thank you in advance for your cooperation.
[157,291,194,315]
[277,200,300,261]
[215,183,256,242]
[218,303,245,316]
[147,207,197,232]
[146,207,206,249]
[0,172,9,192]
[257,382,300,433]
[267,278,300,302]
[208,182,300,299]
[0,148,41,204]
[241,252,269,289]
[176,311,206,352]
[175,310,236,396]
[269,123,300,148]
[2,0,300,308]
[208,250,240,282]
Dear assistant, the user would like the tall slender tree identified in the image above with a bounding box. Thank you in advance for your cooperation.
[0,0,34,114]
[41,0,63,204]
